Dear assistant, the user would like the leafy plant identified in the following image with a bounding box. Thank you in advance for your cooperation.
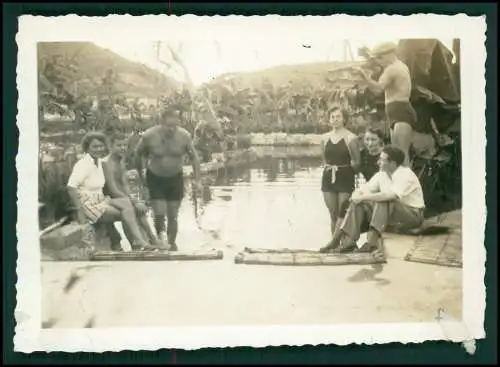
[38,154,75,227]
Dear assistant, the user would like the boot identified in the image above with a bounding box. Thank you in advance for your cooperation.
[332,235,357,253]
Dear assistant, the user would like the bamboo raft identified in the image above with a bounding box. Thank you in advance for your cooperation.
[235,247,386,266]
[243,247,318,254]
[90,249,224,261]
[404,210,462,268]
[404,228,462,268]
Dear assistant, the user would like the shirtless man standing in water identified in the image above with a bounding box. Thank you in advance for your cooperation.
[134,109,202,251]
[355,42,417,166]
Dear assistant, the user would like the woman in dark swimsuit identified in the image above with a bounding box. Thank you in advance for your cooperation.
[320,126,385,253]
[320,105,361,241]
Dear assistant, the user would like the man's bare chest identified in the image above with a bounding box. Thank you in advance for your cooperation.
[147,135,186,157]
[108,161,126,181]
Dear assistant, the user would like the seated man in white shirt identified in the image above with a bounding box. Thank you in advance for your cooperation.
[320,145,425,254]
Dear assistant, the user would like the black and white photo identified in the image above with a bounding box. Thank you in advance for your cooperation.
[15,14,486,352]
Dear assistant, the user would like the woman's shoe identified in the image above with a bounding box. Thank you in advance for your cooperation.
[130,244,144,251]
[152,238,166,250]
[131,242,156,251]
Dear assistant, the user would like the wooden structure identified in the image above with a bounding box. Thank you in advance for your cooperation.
[404,210,462,268]
[91,249,224,261]
[235,247,386,266]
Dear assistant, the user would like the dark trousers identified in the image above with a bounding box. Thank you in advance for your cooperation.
[341,200,424,245]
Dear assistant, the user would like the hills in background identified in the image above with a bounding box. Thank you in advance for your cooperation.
[205,61,362,90]
[37,42,180,100]
[38,41,359,99]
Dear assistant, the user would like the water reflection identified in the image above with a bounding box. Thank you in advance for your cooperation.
[180,150,328,252]
[116,145,459,254]
[120,148,330,252]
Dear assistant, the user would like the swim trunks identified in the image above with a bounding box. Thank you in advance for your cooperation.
[385,101,418,129]
[146,169,184,201]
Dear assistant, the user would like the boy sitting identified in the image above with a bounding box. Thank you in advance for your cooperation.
[102,134,163,249]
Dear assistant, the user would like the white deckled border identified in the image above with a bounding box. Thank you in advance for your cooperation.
[15,14,487,352]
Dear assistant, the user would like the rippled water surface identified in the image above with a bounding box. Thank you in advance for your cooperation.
[118,147,332,252]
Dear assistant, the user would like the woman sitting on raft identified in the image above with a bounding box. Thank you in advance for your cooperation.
[320,126,386,253]
[67,132,154,251]
[320,104,361,245]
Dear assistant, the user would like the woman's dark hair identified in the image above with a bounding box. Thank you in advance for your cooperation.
[327,104,349,125]
[364,127,385,142]
[81,131,108,153]
[382,145,405,166]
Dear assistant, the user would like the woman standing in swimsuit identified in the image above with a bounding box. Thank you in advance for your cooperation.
[321,105,361,242]
[320,126,385,253]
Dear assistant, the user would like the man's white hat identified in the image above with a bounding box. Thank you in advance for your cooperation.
[369,42,398,57]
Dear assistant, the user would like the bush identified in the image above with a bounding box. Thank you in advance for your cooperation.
[235,134,252,149]
[38,156,75,227]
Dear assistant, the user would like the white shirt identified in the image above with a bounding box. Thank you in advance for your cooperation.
[362,166,425,209]
[67,153,106,193]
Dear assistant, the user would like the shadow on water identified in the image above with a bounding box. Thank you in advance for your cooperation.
[347,264,391,286]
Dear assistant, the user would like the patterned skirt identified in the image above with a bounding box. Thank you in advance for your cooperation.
[78,191,111,224]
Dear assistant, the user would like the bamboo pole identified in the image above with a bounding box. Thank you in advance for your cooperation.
[91,249,224,261]
[234,251,386,266]
[39,216,68,237]
[244,247,318,254]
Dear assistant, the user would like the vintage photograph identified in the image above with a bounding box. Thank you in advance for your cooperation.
[16,15,487,351]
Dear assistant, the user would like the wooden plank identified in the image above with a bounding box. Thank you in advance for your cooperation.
[244,247,318,254]
[405,230,462,268]
[235,251,386,266]
[91,250,224,261]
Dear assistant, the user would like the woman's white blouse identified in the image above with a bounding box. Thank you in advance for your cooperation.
[67,154,106,193]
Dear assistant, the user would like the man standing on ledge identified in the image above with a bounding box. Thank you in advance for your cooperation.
[320,146,425,254]
[355,42,417,167]
[134,109,202,251]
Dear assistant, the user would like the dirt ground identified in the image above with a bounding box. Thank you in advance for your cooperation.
[41,231,462,328]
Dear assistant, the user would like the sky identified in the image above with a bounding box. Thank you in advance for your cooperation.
[94,38,455,86]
